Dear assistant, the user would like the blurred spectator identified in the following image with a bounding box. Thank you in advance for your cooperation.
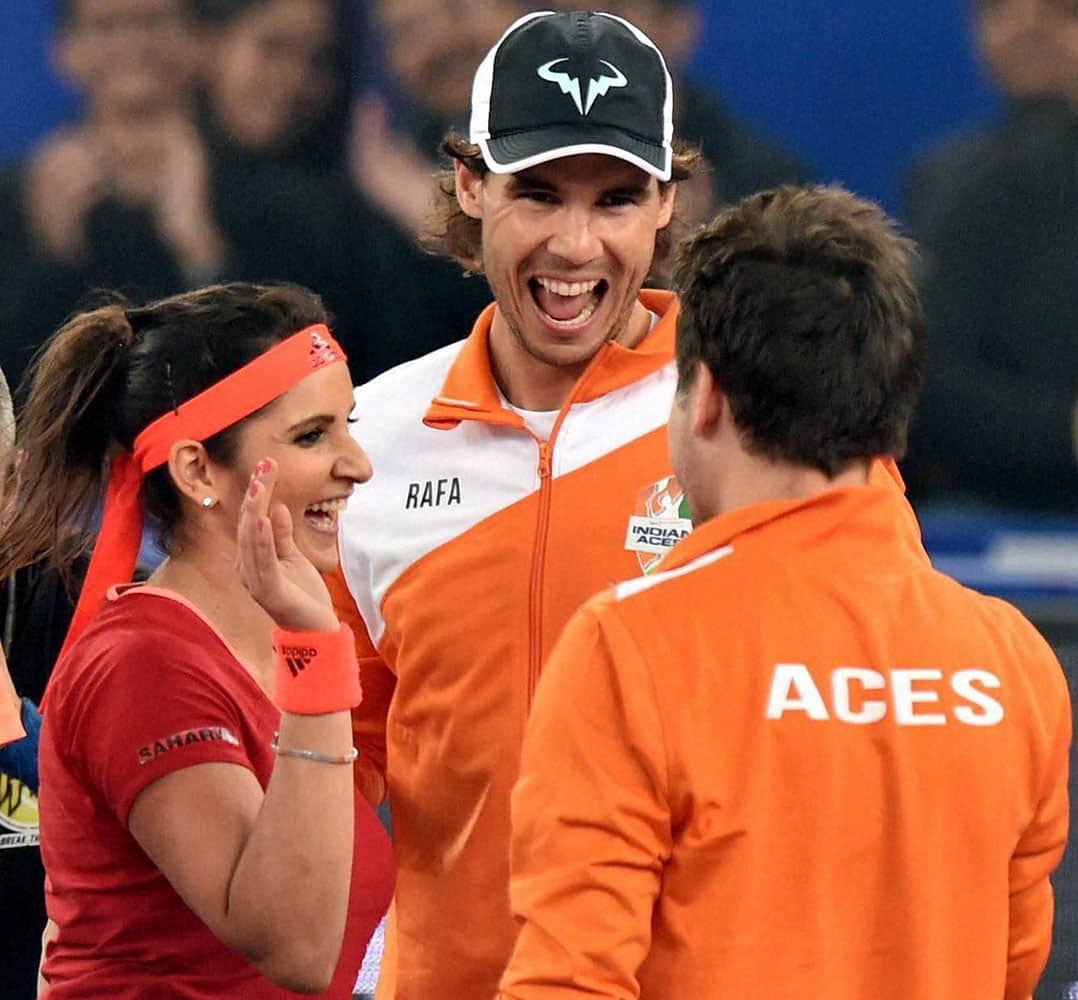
[0,0,211,390]
[194,0,491,376]
[0,0,460,390]
[191,0,409,377]
[0,358,85,1000]
[543,0,812,228]
[901,0,1078,512]
[347,0,512,343]
[353,0,520,235]
[196,0,353,176]
[0,556,85,1000]
[905,0,1078,232]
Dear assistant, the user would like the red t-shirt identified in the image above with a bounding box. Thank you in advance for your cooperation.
[39,586,394,999]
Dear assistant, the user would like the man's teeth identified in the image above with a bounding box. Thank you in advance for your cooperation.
[547,296,598,327]
[307,498,347,514]
[535,277,600,298]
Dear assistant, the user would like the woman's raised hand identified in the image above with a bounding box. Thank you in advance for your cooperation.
[235,459,338,633]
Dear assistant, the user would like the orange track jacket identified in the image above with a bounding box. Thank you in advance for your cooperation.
[499,483,1071,999]
[333,291,683,998]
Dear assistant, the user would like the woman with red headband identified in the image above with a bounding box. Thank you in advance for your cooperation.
[0,282,394,997]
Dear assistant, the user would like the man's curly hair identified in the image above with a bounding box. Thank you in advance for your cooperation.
[421,133,704,280]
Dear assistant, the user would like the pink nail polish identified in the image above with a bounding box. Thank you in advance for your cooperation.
[248,480,258,499]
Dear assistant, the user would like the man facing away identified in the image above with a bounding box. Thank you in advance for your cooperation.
[498,185,1072,999]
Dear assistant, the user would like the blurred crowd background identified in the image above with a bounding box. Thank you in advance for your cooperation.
[1,4,1077,998]
[1,0,1077,518]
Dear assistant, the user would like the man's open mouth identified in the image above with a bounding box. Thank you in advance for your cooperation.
[529,276,608,328]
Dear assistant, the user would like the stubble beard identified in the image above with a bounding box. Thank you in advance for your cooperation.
[500,286,638,372]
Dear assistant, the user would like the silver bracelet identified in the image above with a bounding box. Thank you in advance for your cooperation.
[271,732,358,765]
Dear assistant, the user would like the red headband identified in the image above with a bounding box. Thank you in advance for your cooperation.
[54,324,347,673]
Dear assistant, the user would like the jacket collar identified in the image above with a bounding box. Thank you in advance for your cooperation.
[657,476,923,575]
[423,289,678,430]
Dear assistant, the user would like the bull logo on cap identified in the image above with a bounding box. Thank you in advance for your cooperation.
[537,58,627,116]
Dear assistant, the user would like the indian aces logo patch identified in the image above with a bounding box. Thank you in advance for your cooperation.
[625,475,692,574]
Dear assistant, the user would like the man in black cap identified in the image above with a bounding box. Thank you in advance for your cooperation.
[330,10,701,998]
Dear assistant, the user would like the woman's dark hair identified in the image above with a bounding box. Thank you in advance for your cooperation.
[0,282,329,584]
[422,133,704,278]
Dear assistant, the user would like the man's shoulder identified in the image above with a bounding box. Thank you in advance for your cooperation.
[604,541,737,616]
[913,566,1069,708]
[904,103,1074,232]
[959,584,1062,660]
[902,127,1001,232]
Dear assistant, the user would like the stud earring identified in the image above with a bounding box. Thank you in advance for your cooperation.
[201,496,217,509]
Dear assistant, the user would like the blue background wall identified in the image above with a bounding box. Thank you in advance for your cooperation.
[1,2,1002,214]
[684,0,1000,212]
[1,8,78,161]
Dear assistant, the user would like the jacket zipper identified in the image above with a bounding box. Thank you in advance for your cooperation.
[523,342,628,709]
[527,439,554,707]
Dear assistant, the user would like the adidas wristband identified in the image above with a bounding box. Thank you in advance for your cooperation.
[272,623,362,715]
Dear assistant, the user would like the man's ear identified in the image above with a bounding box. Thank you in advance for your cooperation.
[166,440,221,508]
[657,180,677,230]
[455,160,485,220]
[689,361,724,439]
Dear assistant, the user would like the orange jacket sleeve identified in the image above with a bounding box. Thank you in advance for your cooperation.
[325,566,393,808]
[499,600,670,999]
[1006,670,1071,999]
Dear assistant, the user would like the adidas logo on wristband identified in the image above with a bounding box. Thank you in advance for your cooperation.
[280,644,318,677]
[272,624,361,714]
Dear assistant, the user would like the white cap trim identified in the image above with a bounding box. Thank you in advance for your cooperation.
[477,137,672,181]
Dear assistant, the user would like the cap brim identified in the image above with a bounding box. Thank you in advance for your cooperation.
[479,125,672,181]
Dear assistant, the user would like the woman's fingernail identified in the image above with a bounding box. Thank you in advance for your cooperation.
[248,480,259,499]
[255,459,270,476]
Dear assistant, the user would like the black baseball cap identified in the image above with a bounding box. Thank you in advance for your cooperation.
[469,10,674,181]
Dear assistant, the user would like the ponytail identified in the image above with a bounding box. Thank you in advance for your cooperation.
[0,303,134,586]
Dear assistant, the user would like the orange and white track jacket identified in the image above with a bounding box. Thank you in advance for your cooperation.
[333,290,685,998]
[499,482,1071,1000]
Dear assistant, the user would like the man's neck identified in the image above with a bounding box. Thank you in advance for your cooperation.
[700,453,872,524]
[492,351,586,413]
